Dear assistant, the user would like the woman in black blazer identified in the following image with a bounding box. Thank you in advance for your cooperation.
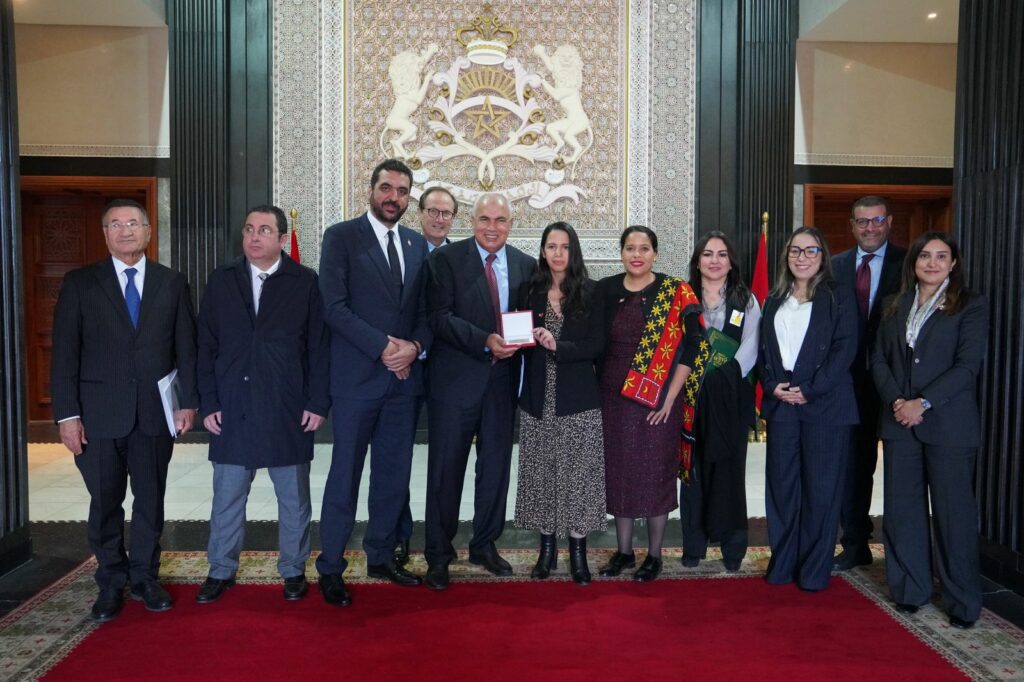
[759,226,859,591]
[514,222,606,585]
[871,231,988,629]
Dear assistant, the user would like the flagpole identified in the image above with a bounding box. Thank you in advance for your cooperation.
[752,211,769,443]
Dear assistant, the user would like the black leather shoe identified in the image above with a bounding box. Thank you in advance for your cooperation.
[319,574,351,607]
[468,549,513,577]
[368,562,422,586]
[91,588,124,623]
[894,602,920,615]
[949,615,975,629]
[568,536,591,586]
[832,546,873,571]
[393,540,411,567]
[425,564,449,591]
[633,555,663,582]
[531,534,558,579]
[680,555,701,568]
[598,551,636,577]
[283,575,309,600]
[130,581,173,612]
[723,558,742,572]
[195,577,235,604]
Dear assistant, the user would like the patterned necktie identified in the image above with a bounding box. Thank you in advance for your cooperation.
[855,253,875,320]
[485,253,501,327]
[256,272,269,313]
[386,230,403,296]
[124,267,141,328]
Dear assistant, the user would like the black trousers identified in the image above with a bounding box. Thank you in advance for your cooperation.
[882,439,982,621]
[424,362,514,566]
[839,392,881,550]
[679,454,748,563]
[75,427,173,591]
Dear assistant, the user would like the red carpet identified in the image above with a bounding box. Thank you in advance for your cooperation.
[43,578,967,681]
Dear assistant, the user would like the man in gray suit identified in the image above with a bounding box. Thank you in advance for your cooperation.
[51,198,199,623]
[194,205,330,605]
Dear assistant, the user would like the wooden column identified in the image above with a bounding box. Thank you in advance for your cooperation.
[0,0,31,574]
[953,0,1024,592]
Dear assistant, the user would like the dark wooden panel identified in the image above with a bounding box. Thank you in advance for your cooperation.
[954,0,1024,562]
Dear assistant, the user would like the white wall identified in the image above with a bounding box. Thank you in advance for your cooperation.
[15,24,169,156]
[794,41,957,167]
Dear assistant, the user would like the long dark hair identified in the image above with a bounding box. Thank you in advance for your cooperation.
[770,226,835,301]
[529,221,590,318]
[688,231,751,311]
[885,231,968,318]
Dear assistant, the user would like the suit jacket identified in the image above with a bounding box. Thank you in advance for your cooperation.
[319,213,432,399]
[50,258,199,439]
[426,237,536,406]
[517,279,605,418]
[832,243,906,385]
[197,255,330,468]
[758,282,859,425]
[871,291,988,447]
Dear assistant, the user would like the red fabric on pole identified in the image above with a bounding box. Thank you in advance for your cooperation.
[751,228,769,412]
[289,229,300,264]
[44,579,966,681]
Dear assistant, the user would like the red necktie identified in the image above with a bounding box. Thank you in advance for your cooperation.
[855,253,875,319]
[485,253,501,327]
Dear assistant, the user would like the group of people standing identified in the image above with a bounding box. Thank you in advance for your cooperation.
[52,158,986,631]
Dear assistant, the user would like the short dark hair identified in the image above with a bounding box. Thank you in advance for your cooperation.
[370,159,413,189]
[620,225,658,252]
[246,204,288,235]
[418,186,458,215]
[851,195,890,217]
[102,198,149,225]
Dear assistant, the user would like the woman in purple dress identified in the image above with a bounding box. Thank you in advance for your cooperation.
[596,226,706,582]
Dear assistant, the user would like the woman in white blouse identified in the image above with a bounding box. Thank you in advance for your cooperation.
[680,231,760,571]
[758,227,859,591]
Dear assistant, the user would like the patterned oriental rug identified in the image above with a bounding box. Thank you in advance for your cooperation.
[2,548,1022,681]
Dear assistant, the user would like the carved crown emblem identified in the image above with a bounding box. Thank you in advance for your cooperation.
[455,3,519,65]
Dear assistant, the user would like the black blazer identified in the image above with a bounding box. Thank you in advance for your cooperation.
[517,279,605,418]
[197,255,330,469]
[319,213,432,399]
[426,237,536,407]
[51,258,199,438]
[871,291,988,447]
[758,282,859,425]
[832,243,906,380]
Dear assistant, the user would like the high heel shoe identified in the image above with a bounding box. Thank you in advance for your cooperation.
[530,533,557,579]
[633,555,663,582]
[568,536,591,585]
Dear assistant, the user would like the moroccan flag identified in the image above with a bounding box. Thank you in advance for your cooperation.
[751,224,769,412]
[290,227,300,264]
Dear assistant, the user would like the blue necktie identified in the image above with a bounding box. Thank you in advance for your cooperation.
[124,267,141,328]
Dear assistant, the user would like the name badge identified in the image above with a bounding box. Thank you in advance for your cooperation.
[729,310,744,326]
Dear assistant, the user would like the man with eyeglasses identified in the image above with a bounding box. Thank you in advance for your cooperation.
[390,186,461,567]
[193,205,329,605]
[316,159,433,606]
[831,195,907,571]
[51,198,199,623]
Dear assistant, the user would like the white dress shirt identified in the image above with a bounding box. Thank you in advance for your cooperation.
[856,241,889,312]
[775,294,813,371]
[112,255,146,299]
[367,210,405,282]
[251,257,281,314]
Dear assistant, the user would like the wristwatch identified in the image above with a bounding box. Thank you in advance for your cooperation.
[920,398,932,411]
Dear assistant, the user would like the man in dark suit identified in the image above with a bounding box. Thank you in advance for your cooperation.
[51,198,199,623]
[423,193,536,591]
[194,205,329,605]
[831,195,907,570]
[393,186,459,567]
[316,159,432,606]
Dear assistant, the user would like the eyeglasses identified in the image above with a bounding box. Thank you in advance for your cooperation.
[242,225,278,237]
[104,220,148,231]
[424,207,455,221]
[788,246,822,259]
[851,215,889,228]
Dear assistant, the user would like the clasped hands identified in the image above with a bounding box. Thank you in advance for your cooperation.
[381,335,420,380]
[773,382,808,405]
[891,398,924,428]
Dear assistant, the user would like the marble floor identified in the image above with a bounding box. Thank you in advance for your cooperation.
[27,441,884,523]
